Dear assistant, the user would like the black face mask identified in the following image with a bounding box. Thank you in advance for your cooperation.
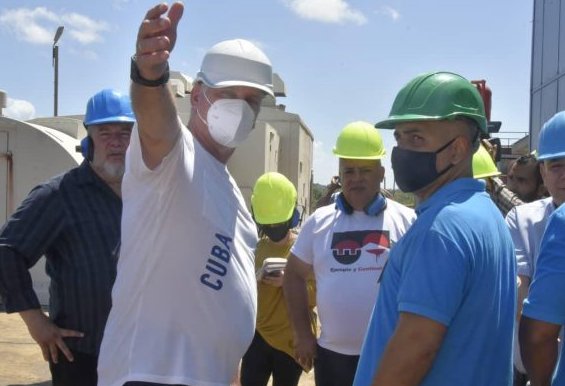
[391,137,457,193]
[261,224,290,242]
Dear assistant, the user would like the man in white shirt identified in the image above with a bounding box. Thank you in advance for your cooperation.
[283,121,415,386]
[97,3,275,386]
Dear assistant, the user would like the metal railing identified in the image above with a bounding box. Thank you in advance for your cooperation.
[490,131,529,149]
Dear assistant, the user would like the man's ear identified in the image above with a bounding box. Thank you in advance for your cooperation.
[377,164,385,183]
[450,136,471,164]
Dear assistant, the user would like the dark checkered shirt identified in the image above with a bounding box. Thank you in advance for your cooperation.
[0,161,121,355]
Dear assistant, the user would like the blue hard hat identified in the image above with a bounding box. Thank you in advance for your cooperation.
[538,111,565,161]
[84,89,135,127]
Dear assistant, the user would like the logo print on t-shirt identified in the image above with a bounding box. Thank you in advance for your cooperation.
[331,230,390,265]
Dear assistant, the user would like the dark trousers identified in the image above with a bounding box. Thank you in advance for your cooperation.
[241,331,303,386]
[314,344,359,386]
[49,349,97,386]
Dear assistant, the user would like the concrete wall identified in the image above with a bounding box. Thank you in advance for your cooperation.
[258,108,314,216]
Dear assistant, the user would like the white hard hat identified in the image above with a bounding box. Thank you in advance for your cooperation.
[196,39,274,97]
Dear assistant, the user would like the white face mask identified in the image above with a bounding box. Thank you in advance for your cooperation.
[197,89,256,148]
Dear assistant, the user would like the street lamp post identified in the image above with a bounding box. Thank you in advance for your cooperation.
[52,26,64,116]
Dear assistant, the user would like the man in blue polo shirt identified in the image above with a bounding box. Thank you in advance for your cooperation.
[520,204,565,386]
[353,72,516,386]
[520,111,565,386]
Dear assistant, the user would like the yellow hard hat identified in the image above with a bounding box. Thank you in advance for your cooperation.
[251,172,297,225]
[473,144,501,179]
[333,121,386,160]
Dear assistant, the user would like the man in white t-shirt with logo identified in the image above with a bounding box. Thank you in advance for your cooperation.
[97,3,275,386]
[506,111,565,386]
[283,121,415,386]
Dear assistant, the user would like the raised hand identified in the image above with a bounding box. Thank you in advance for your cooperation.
[135,2,184,81]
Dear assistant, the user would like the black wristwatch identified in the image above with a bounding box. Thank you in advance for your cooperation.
[130,55,170,87]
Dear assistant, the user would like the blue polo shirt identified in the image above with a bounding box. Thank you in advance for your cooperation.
[353,178,516,386]
[522,203,565,385]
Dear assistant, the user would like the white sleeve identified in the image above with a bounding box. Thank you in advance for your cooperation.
[506,207,531,277]
[290,212,318,265]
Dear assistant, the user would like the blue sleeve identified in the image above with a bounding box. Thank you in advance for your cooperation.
[523,207,565,325]
[397,230,468,326]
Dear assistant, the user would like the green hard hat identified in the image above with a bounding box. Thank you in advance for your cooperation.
[333,121,386,160]
[473,145,501,179]
[376,72,488,133]
[251,172,297,225]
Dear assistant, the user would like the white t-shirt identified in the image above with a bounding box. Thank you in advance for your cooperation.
[291,200,415,355]
[506,197,555,278]
[98,123,258,386]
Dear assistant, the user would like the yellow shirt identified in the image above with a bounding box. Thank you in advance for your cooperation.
[255,235,317,358]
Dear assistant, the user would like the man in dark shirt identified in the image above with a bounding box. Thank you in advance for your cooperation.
[0,88,134,386]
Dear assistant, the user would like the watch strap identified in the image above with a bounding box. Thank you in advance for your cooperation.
[130,56,170,87]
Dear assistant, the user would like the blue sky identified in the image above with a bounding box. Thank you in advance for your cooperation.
[0,0,533,187]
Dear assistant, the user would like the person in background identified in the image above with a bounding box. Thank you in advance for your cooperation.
[507,153,547,203]
[240,172,316,386]
[473,142,502,181]
[515,111,565,386]
[353,72,516,386]
[474,139,524,216]
[284,121,415,386]
[97,3,277,386]
[0,88,134,386]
